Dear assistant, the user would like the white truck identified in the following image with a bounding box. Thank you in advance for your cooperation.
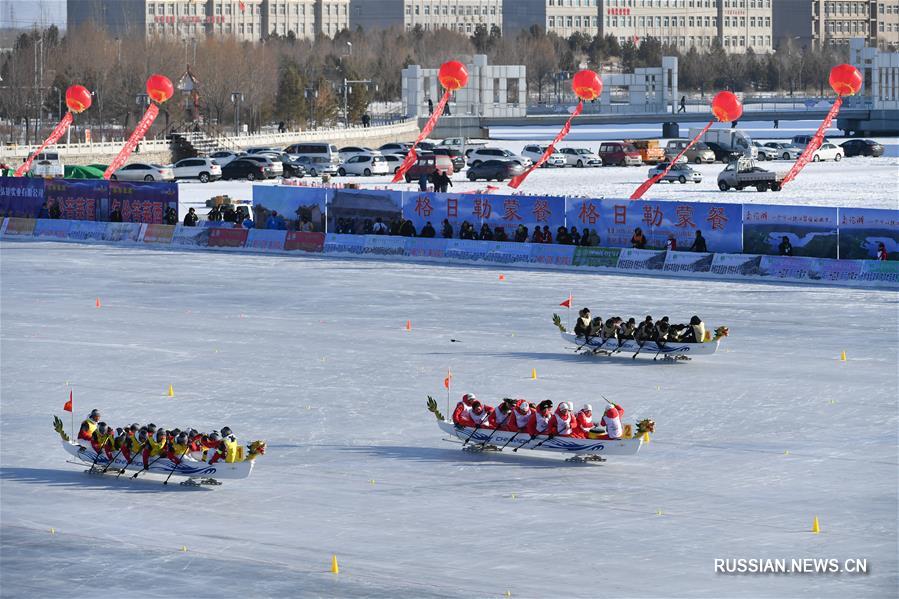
[689,128,757,160]
[717,157,784,192]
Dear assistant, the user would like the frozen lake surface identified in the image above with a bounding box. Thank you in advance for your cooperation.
[1,242,896,597]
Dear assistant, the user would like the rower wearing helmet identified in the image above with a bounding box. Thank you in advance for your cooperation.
[548,402,575,437]
[205,431,224,463]
[574,308,592,337]
[166,432,191,465]
[452,394,477,426]
[123,427,147,463]
[572,404,595,438]
[509,400,533,432]
[526,400,554,437]
[91,422,116,460]
[490,399,515,430]
[220,427,240,462]
[78,409,102,443]
[601,403,625,439]
[142,428,169,469]
[467,400,494,429]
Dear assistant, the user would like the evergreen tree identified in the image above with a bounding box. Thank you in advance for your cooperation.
[275,60,307,127]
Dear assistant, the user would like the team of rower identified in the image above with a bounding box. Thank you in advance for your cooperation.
[452,394,625,440]
[574,309,707,345]
[76,408,242,470]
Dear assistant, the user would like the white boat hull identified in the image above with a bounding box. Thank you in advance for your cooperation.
[62,440,254,480]
[561,332,721,358]
[438,421,643,456]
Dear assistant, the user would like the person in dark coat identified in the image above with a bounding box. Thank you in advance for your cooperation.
[399,219,417,237]
[48,200,61,219]
[479,223,493,241]
[441,218,453,239]
[110,207,123,222]
[690,230,708,252]
[778,236,793,256]
[514,225,528,243]
[630,227,647,249]
[420,221,436,238]
[183,207,199,226]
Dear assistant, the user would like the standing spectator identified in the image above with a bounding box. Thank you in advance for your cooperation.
[110,207,123,222]
[479,223,493,240]
[207,205,222,222]
[778,236,793,256]
[494,227,508,242]
[556,226,572,244]
[183,207,199,226]
[418,172,429,192]
[630,227,647,249]
[570,226,582,245]
[420,221,436,238]
[678,96,686,113]
[460,221,477,240]
[690,230,708,252]
[441,218,453,238]
[666,234,677,251]
[38,201,50,219]
[372,217,389,235]
[514,224,529,243]
[164,206,178,225]
[241,215,255,229]
[435,170,452,193]
[222,205,237,223]
[428,98,434,115]
[877,242,888,261]
[278,121,286,133]
[399,219,417,237]
[531,227,545,243]
[541,225,553,244]
[587,229,600,246]
[389,217,402,235]
[299,218,314,232]
[266,210,286,230]
[48,200,61,219]
[362,114,371,128]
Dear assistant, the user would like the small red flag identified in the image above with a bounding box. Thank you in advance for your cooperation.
[63,390,73,412]
[443,370,452,389]
[560,296,572,308]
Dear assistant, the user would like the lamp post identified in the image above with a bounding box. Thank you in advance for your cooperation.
[304,87,319,128]
[230,91,244,136]
[343,78,373,128]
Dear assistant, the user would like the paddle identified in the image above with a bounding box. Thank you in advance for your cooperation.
[116,440,149,479]
[99,439,127,474]
[163,445,192,485]
[462,421,486,446]
[500,429,523,450]
[531,434,556,450]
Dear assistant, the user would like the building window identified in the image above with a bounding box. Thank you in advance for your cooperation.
[549,16,555,27]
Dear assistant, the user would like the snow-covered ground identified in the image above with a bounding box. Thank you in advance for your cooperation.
[176,121,898,214]
[1,242,896,597]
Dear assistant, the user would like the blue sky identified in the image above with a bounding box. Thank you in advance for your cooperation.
[1,0,66,29]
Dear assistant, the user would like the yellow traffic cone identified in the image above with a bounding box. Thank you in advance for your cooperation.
[167,384,174,397]
[641,431,651,443]
[530,368,537,380]
[812,516,820,534]
[840,351,847,361]
[330,555,340,574]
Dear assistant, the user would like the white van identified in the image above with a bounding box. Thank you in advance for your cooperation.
[283,142,339,166]
[29,152,64,177]
[688,128,757,160]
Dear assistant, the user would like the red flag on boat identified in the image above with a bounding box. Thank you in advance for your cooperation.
[64,390,73,412]
[443,369,452,389]
[560,296,572,308]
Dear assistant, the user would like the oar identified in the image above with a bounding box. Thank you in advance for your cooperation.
[88,437,111,470]
[116,441,149,479]
[500,430,523,450]
[462,421,485,446]
[513,434,536,452]
[163,446,192,486]
[632,337,649,360]
[531,434,556,450]
[100,440,127,474]
[652,338,669,360]
[132,449,169,479]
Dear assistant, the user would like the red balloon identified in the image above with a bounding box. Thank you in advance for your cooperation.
[711,91,743,122]
[438,61,469,91]
[829,63,862,97]
[146,74,174,104]
[65,85,92,114]
[571,70,602,101]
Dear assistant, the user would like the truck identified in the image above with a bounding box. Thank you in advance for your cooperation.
[437,137,487,156]
[690,127,757,160]
[717,158,784,192]
[625,139,666,164]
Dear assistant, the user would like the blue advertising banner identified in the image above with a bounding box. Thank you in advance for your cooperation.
[0,178,45,218]
[68,220,109,241]
[328,189,400,234]
[403,192,566,239]
[324,233,366,254]
[252,185,328,231]
[103,222,142,242]
[743,204,838,258]
[45,179,108,222]
[529,243,575,266]
[105,181,177,224]
[245,229,287,252]
[406,237,449,259]
[837,207,899,260]
[33,218,72,239]
[565,197,742,253]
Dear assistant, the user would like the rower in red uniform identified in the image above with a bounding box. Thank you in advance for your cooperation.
[548,402,575,437]
[468,400,494,428]
[509,400,533,432]
[572,404,595,438]
[452,393,477,426]
[526,400,554,437]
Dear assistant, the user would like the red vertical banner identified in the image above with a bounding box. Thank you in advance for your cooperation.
[629,120,713,199]
[14,112,74,177]
[780,97,842,187]
[103,104,159,180]
[392,89,452,183]
[509,101,583,189]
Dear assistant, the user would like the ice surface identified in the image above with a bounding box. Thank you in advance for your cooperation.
[1,242,896,597]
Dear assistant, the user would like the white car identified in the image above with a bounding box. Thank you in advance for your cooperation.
[521,144,566,167]
[172,157,222,182]
[208,150,243,166]
[111,162,174,182]
[382,153,405,174]
[337,154,389,176]
[338,146,378,162]
[29,152,64,177]
[559,147,602,167]
[466,147,532,168]
[813,142,843,162]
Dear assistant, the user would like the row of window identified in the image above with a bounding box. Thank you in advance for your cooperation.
[548,0,598,6]
[548,16,600,28]
[879,3,897,15]
[605,15,770,28]
[609,34,770,47]
[608,0,771,7]
[824,2,873,16]
[407,4,500,16]
[827,20,871,34]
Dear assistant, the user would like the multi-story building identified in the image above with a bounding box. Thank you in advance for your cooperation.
[875,1,899,49]
[503,0,600,38]
[67,0,341,41]
[348,1,502,35]
[812,0,874,47]
[773,1,896,50]
[598,0,772,53]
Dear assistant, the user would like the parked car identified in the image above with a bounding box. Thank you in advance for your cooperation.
[417,141,437,152]
[597,142,642,166]
[840,139,884,157]
[208,150,244,166]
[221,158,271,181]
[268,153,306,178]
[172,157,222,182]
[29,152,64,177]
[647,162,702,184]
[110,162,174,182]
[284,142,339,165]
[717,158,783,192]
[812,142,843,161]
[382,153,405,174]
[338,154,389,176]
[378,142,410,155]
[521,144,566,167]
[404,153,454,182]
[295,155,339,177]
[791,134,829,149]
[626,139,666,164]
[338,146,378,162]
[665,140,714,164]
[241,154,283,176]
[692,127,756,159]
[762,142,802,160]
[467,159,525,182]
[466,147,532,168]
[432,147,465,171]
[705,141,743,163]
[559,147,602,167]
[246,147,282,155]
[752,141,779,161]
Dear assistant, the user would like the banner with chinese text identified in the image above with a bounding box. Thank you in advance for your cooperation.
[105,181,177,224]
[245,229,287,252]
[743,204,838,258]
[403,192,565,237]
[253,185,328,231]
[0,178,45,217]
[837,207,899,260]
[45,179,107,222]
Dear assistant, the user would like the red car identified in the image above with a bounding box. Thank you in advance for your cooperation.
[598,142,643,167]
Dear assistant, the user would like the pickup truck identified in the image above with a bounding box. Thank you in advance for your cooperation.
[717,158,784,192]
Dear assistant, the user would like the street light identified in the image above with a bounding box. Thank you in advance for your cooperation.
[342,78,374,128]
[304,87,319,128]
[231,91,244,136]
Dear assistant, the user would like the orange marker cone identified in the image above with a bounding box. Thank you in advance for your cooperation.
[330,555,339,574]
[499,274,505,281]
[95,298,101,308]
[405,320,411,331]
